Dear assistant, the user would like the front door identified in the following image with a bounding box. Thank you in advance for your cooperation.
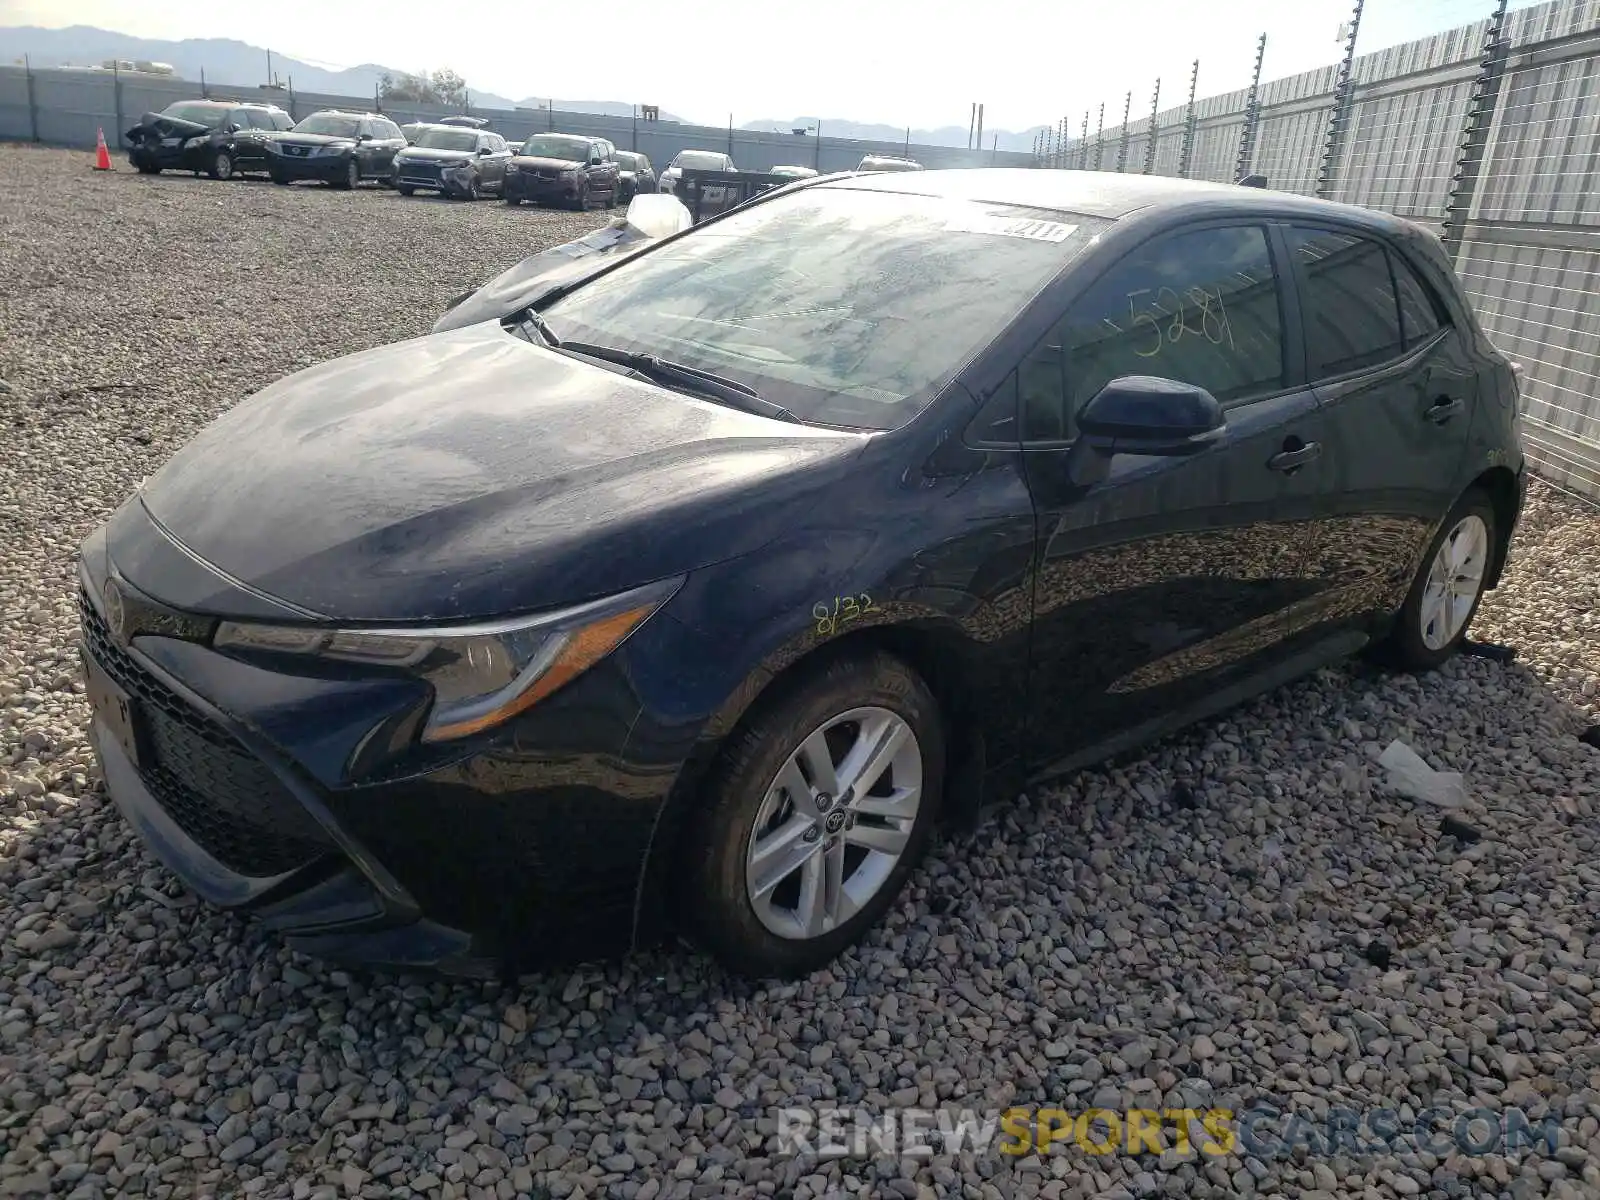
[1019,222,1337,775]
[1279,224,1478,637]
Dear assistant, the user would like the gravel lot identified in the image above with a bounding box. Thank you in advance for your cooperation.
[3,141,1600,1200]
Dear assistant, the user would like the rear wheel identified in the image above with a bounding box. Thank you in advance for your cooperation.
[683,652,944,978]
[208,150,234,181]
[1385,488,1497,671]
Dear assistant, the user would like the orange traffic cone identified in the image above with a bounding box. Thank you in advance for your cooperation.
[93,128,112,171]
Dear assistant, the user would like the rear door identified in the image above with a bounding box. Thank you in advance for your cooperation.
[372,118,404,173]
[1281,224,1476,636]
[479,134,511,190]
[1019,221,1336,772]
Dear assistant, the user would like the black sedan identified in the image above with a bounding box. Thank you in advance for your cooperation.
[124,100,293,178]
[78,170,1526,980]
[615,150,657,201]
[267,110,408,188]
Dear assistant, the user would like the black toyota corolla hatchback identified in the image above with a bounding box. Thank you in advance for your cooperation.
[79,170,1526,980]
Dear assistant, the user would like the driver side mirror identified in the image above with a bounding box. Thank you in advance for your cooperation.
[589,156,602,166]
[225,122,240,133]
[1065,376,1225,485]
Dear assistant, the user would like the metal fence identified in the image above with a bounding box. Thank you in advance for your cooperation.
[1039,0,1600,502]
[0,65,1030,175]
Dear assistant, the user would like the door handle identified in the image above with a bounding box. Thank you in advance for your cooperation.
[1267,441,1321,473]
[1426,395,1465,424]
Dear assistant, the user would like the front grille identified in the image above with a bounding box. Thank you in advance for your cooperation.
[535,168,561,181]
[80,586,333,878]
[399,162,442,183]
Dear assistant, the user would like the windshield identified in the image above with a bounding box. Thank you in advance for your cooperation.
[294,113,361,138]
[542,188,1107,430]
[672,151,729,171]
[161,102,225,128]
[520,135,590,161]
[414,127,480,152]
[616,152,642,170]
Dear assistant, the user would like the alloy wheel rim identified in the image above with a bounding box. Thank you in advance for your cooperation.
[744,706,922,940]
[216,154,232,179]
[1420,513,1489,651]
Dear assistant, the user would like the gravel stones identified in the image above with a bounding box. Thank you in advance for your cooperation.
[4,143,1600,1198]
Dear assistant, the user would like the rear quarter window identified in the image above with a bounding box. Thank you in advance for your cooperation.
[1287,227,1405,378]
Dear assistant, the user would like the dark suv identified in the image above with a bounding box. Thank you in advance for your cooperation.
[615,151,657,201]
[125,100,293,179]
[267,111,407,189]
[502,133,621,209]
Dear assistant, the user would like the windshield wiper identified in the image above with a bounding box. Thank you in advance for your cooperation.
[557,340,802,424]
[513,308,562,347]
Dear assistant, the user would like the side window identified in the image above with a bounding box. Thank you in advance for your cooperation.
[1287,227,1404,378]
[1019,224,1284,444]
[273,111,293,131]
[1392,251,1445,347]
[229,109,251,129]
[358,120,374,138]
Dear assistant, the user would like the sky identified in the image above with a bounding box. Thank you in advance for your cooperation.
[1,0,1500,130]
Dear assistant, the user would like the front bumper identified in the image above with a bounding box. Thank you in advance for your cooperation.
[128,142,210,172]
[393,163,474,195]
[504,173,580,203]
[270,150,351,182]
[77,527,688,975]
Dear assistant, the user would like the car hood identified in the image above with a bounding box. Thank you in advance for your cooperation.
[398,147,474,164]
[132,111,215,138]
[277,132,354,147]
[131,323,862,622]
[512,155,584,169]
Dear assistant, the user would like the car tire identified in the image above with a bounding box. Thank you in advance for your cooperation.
[504,195,520,207]
[1384,487,1498,672]
[270,169,289,185]
[573,182,588,211]
[682,650,945,979]
[209,150,235,181]
[136,160,161,175]
[397,185,414,196]
[336,159,360,190]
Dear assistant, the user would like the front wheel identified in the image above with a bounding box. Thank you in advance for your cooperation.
[504,195,521,207]
[572,182,588,211]
[136,160,161,175]
[397,184,415,196]
[1385,488,1497,671]
[336,158,360,190]
[208,150,234,181]
[682,652,944,978]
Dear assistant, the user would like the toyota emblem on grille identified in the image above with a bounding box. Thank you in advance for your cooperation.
[102,578,129,644]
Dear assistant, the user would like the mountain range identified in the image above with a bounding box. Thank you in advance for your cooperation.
[3,25,1045,150]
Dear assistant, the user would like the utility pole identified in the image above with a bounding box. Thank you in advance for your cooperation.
[968,103,977,149]
[1143,79,1161,173]
[1117,90,1133,172]
[974,103,985,153]
[1317,0,1366,199]
[266,48,273,87]
[1093,102,1105,171]
[1235,33,1268,182]
[1078,110,1089,170]
[1179,59,1200,178]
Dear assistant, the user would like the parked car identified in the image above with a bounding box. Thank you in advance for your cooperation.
[266,110,407,189]
[659,149,736,198]
[857,154,924,172]
[769,164,819,179]
[77,169,1525,981]
[437,115,491,129]
[124,99,292,179]
[391,126,514,198]
[614,150,657,201]
[502,133,620,209]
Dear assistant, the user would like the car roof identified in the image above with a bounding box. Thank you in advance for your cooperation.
[179,99,280,110]
[819,168,1425,232]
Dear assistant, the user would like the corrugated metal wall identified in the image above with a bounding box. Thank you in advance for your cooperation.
[1046,0,1600,501]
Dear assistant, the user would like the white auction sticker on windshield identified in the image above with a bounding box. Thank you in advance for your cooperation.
[945,211,1078,242]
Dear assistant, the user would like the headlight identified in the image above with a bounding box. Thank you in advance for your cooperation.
[314,144,347,157]
[184,136,205,150]
[213,576,683,742]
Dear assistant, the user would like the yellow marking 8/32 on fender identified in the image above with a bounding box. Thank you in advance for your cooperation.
[813,593,879,636]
